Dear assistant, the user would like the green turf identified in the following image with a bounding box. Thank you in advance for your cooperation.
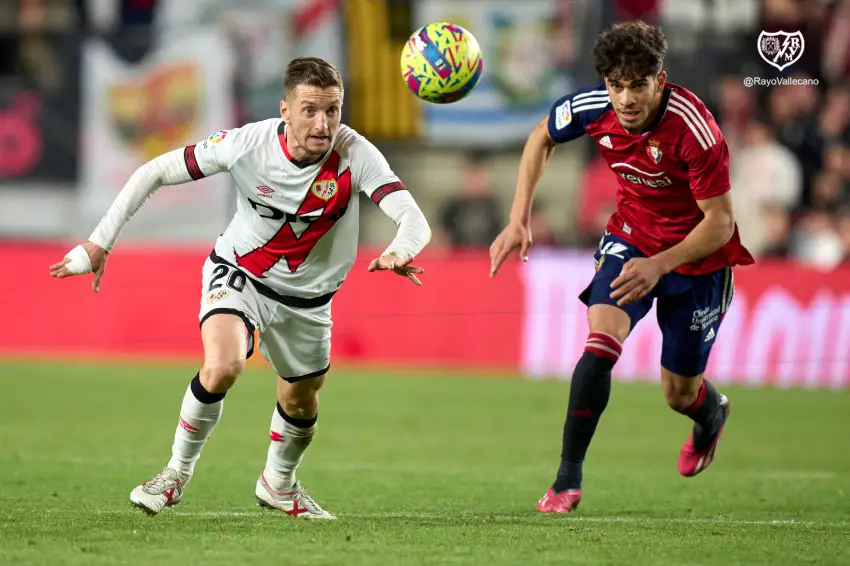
[0,361,848,565]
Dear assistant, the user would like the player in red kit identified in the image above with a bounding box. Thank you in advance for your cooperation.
[490,21,754,513]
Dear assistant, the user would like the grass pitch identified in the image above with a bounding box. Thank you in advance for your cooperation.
[1,360,848,565]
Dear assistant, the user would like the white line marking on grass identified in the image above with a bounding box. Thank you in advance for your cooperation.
[96,509,849,528]
[350,513,849,528]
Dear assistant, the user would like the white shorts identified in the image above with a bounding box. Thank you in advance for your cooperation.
[198,254,332,381]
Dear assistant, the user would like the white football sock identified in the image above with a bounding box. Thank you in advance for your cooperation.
[263,404,316,490]
[166,376,224,479]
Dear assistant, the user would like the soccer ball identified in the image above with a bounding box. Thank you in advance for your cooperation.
[401,22,484,104]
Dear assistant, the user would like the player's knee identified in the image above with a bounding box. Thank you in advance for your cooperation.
[665,390,695,412]
[584,306,629,369]
[662,372,702,412]
[279,397,317,420]
[278,374,325,419]
[587,305,630,346]
[200,358,246,392]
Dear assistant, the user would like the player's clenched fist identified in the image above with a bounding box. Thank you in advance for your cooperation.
[49,241,109,293]
[489,221,532,278]
[367,253,424,286]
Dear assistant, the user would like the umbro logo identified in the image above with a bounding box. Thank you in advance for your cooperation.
[256,185,275,199]
[599,135,613,149]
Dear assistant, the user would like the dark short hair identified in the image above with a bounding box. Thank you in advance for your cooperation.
[284,56,343,98]
[592,21,667,83]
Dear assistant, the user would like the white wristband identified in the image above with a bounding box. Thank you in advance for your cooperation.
[64,245,93,275]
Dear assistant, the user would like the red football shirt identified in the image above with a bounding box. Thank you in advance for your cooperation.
[547,82,754,275]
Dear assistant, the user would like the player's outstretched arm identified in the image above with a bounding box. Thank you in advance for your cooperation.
[49,133,233,292]
[489,116,557,277]
[368,190,432,286]
[490,87,605,277]
[352,134,432,286]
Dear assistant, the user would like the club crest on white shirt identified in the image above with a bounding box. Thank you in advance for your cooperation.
[311,179,338,201]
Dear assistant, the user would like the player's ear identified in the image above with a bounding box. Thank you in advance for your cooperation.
[279,99,289,123]
[657,71,667,91]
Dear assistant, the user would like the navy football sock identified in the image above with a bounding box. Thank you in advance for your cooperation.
[681,379,724,451]
[552,333,621,493]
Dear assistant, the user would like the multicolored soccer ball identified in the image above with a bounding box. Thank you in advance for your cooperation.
[401,22,484,104]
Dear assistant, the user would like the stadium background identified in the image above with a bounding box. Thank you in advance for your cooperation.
[2,0,847,388]
[1,2,848,565]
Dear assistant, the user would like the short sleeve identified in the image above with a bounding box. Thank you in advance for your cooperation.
[184,128,243,179]
[351,135,407,205]
[667,90,732,200]
[547,86,611,144]
[682,132,732,201]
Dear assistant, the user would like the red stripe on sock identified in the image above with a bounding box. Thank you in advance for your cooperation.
[569,408,596,419]
[584,332,622,361]
[588,332,623,353]
[683,381,707,415]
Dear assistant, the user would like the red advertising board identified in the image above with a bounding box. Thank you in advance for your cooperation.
[2,242,847,388]
[519,250,850,389]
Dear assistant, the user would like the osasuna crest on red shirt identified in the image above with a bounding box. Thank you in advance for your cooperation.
[646,139,663,164]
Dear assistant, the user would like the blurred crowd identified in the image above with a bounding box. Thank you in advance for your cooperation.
[709,0,850,270]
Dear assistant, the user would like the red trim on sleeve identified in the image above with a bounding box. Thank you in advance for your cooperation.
[184,145,205,180]
[370,181,406,205]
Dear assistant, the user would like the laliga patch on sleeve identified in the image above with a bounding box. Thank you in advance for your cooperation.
[208,130,228,144]
[555,100,572,130]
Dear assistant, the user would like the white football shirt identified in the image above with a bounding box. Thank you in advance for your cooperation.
[188,119,406,298]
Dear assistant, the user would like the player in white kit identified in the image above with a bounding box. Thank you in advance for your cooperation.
[49,57,432,519]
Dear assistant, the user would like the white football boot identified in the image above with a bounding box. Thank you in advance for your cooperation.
[129,467,187,514]
[255,473,336,519]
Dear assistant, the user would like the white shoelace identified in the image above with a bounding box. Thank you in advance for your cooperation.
[142,468,180,494]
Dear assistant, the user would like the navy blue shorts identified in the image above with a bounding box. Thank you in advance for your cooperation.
[579,233,735,377]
